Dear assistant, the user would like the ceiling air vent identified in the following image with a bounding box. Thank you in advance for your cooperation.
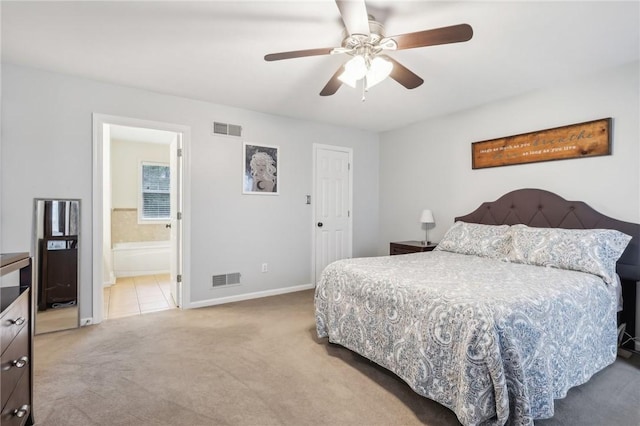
[213,121,242,137]
[212,272,241,288]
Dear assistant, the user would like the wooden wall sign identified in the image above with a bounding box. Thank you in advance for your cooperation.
[471,118,611,169]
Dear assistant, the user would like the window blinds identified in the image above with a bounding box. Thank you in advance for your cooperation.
[141,164,170,220]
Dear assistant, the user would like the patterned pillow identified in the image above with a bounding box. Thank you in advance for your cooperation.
[434,221,512,259]
[507,224,632,284]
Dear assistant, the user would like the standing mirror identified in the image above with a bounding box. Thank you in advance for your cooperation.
[32,199,80,334]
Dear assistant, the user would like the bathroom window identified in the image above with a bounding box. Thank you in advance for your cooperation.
[140,162,170,221]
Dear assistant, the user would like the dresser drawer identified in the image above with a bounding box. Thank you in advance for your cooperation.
[0,368,30,426]
[391,246,417,255]
[0,291,29,354]
[1,324,29,410]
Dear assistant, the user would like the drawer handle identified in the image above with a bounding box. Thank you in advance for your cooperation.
[12,356,29,369]
[13,404,30,418]
[11,317,25,326]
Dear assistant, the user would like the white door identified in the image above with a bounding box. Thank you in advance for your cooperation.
[314,145,352,284]
[169,135,182,307]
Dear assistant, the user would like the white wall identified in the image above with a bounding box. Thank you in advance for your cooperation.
[379,61,639,253]
[111,139,170,209]
[5,61,635,323]
[1,64,380,318]
[379,61,640,342]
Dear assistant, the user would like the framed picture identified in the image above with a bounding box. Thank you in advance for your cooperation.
[471,118,611,169]
[243,143,279,195]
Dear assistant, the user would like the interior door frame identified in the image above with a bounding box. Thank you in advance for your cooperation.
[92,113,192,324]
[168,135,182,307]
[311,143,353,285]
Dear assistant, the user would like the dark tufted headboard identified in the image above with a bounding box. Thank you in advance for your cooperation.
[455,188,640,281]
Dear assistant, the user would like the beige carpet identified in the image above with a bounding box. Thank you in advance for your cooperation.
[33,289,640,426]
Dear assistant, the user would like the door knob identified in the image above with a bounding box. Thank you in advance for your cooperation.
[317,222,323,227]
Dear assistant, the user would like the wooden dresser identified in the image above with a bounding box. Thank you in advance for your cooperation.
[0,253,34,426]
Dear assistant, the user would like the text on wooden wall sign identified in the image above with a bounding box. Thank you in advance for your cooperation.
[471,118,611,169]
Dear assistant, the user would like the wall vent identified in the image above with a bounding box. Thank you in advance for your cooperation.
[212,272,241,287]
[213,121,242,137]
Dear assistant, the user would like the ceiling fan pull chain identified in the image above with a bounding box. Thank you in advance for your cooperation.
[361,79,366,102]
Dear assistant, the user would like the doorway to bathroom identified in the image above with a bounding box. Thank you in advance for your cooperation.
[92,114,191,324]
[106,127,176,319]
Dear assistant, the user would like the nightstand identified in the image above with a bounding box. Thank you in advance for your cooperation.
[390,241,437,255]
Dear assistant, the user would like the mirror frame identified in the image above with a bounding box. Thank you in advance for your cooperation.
[32,198,81,334]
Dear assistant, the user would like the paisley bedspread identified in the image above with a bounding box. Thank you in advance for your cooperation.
[314,251,618,426]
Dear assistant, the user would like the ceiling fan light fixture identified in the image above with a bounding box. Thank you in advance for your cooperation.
[338,55,368,87]
[339,54,392,90]
[265,1,473,98]
[365,56,393,89]
[338,74,358,89]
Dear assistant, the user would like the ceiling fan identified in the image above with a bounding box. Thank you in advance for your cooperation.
[264,0,473,98]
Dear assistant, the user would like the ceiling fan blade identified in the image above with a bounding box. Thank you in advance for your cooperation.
[391,23,473,50]
[335,0,370,36]
[264,47,334,62]
[384,56,424,89]
[320,65,345,96]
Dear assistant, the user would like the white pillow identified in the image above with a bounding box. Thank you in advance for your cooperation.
[507,224,631,284]
[434,221,512,259]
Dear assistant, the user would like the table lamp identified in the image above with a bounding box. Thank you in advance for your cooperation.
[420,209,435,245]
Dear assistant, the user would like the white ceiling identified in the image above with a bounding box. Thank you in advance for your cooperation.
[2,1,639,132]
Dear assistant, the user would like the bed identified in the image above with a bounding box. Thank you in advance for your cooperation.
[314,188,639,426]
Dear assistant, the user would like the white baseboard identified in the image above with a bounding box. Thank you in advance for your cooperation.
[103,272,116,287]
[187,283,315,309]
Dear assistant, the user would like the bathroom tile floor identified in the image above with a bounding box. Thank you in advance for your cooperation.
[104,274,177,319]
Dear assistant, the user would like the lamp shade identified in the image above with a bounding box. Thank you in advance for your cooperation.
[338,55,367,88]
[365,56,393,89]
[420,209,435,224]
[338,54,394,90]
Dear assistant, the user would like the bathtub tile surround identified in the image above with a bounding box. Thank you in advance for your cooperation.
[111,208,169,244]
[104,273,175,319]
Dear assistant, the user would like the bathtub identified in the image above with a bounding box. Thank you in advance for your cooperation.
[112,240,170,277]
